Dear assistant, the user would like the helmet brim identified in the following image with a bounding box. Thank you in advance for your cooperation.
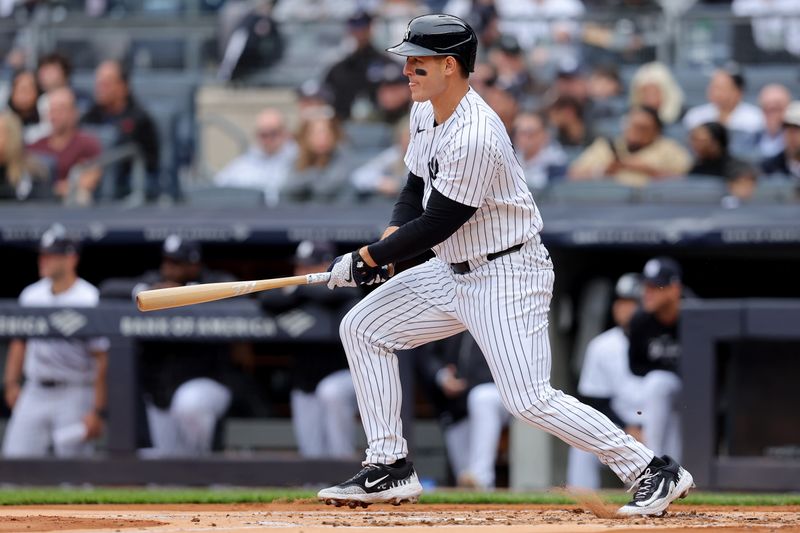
[386,41,448,58]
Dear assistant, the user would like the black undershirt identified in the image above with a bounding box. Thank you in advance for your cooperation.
[368,172,478,266]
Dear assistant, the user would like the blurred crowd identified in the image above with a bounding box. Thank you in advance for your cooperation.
[0,0,798,206]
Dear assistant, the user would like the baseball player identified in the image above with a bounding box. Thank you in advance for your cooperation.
[567,273,644,489]
[2,224,108,457]
[318,14,693,516]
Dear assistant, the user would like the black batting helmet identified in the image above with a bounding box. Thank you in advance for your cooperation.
[386,14,478,73]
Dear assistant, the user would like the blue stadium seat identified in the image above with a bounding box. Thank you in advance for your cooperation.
[543,180,636,204]
[751,176,798,203]
[183,185,265,208]
[639,177,727,203]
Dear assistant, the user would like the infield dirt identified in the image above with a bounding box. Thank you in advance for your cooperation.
[1,502,799,532]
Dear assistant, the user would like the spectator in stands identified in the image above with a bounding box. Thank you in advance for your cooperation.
[551,61,590,106]
[296,79,335,115]
[367,63,412,124]
[260,240,359,459]
[629,62,684,126]
[214,107,297,206]
[688,122,746,181]
[626,257,684,458]
[722,162,758,207]
[682,65,764,149]
[282,109,354,202]
[374,0,430,51]
[82,60,160,199]
[36,52,92,115]
[587,64,626,120]
[488,34,538,103]
[28,87,102,204]
[126,236,234,457]
[323,10,393,120]
[7,69,48,143]
[567,273,644,489]
[444,0,500,58]
[495,0,584,63]
[470,61,498,97]
[272,0,357,21]
[762,100,800,181]
[2,224,108,458]
[217,0,284,81]
[732,0,800,57]
[547,95,595,148]
[482,85,518,135]
[0,110,49,200]
[569,106,691,187]
[513,111,567,190]
[757,84,792,159]
[352,117,410,199]
[416,332,506,490]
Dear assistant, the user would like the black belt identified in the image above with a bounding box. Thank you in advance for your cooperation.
[450,243,524,274]
[38,379,67,388]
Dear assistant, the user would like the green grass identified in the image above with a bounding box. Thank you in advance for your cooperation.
[0,488,797,506]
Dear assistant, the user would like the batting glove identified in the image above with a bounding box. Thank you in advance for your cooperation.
[327,251,391,290]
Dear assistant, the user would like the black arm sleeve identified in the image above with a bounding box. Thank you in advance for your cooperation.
[368,187,478,266]
[578,395,626,429]
[389,172,425,227]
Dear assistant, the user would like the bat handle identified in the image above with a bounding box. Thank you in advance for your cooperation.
[305,272,331,285]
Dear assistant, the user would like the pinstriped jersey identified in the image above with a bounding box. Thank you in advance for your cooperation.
[404,87,543,264]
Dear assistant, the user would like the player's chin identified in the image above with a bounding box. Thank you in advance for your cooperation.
[409,90,428,103]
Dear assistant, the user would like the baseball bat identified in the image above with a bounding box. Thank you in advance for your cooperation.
[136,272,331,312]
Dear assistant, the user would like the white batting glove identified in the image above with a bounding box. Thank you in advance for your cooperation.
[327,252,357,289]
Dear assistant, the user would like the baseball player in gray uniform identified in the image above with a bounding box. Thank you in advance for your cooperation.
[319,14,693,516]
[2,224,108,457]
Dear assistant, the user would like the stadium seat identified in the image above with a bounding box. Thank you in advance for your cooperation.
[183,185,264,207]
[751,177,798,203]
[343,122,394,150]
[542,180,636,204]
[639,177,727,203]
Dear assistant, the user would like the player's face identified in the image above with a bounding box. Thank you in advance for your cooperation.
[612,298,638,329]
[38,253,76,281]
[642,282,679,313]
[403,56,447,102]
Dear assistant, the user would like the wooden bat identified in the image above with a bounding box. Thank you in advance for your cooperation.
[136,272,331,312]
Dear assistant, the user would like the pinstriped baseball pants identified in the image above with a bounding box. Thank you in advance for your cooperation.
[340,240,654,484]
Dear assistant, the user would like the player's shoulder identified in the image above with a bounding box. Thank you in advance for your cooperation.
[71,278,101,302]
[19,278,52,304]
[451,89,507,139]
[586,326,627,354]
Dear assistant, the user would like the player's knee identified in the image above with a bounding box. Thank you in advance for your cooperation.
[317,377,348,406]
[467,383,501,411]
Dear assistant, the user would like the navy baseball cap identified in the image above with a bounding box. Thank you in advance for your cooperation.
[162,234,201,264]
[347,10,372,28]
[295,240,336,266]
[39,223,80,255]
[642,257,682,288]
[615,273,642,300]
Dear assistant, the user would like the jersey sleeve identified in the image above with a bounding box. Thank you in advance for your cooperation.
[403,102,427,177]
[432,117,497,208]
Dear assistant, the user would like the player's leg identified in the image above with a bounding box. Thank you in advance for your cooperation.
[566,447,602,489]
[143,401,181,456]
[463,383,509,489]
[316,368,358,458]
[458,245,692,515]
[170,377,232,455]
[319,258,466,506]
[638,370,682,457]
[291,388,325,457]
[52,385,95,457]
[1,385,51,457]
[443,417,470,484]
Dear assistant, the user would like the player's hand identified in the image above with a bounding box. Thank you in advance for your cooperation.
[4,382,20,409]
[327,251,391,290]
[439,364,468,398]
[83,411,104,440]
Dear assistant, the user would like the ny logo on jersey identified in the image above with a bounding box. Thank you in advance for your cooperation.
[428,157,439,181]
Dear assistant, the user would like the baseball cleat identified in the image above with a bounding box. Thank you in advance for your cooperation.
[318,460,423,507]
[618,455,695,517]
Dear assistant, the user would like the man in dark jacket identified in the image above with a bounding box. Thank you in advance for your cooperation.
[762,100,800,182]
[81,60,160,199]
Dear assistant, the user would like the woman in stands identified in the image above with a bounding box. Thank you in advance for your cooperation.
[282,107,355,202]
[6,70,48,144]
[629,62,685,126]
[688,121,747,180]
[0,111,49,200]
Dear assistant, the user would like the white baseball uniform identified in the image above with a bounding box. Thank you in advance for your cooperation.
[2,277,108,457]
[340,88,654,484]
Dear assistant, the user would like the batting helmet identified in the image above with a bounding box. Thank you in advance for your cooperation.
[386,14,478,73]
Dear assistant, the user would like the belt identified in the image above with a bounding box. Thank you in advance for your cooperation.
[450,243,524,274]
[38,379,67,388]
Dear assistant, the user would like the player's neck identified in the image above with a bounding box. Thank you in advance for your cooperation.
[49,273,77,294]
[655,301,680,326]
[430,81,469,125]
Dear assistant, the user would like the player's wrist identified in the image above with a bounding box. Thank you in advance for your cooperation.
[359,246,378,268]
